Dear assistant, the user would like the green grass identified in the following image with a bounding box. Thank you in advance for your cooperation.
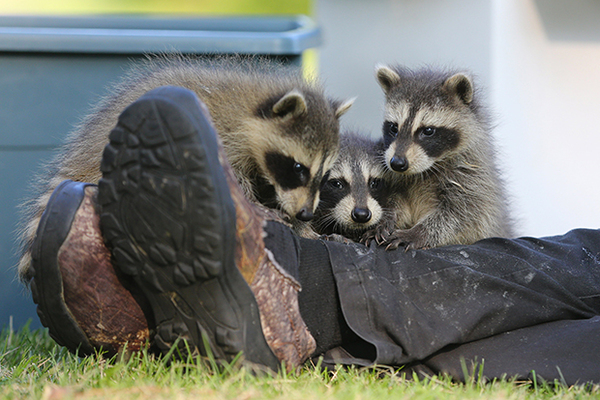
[1,323,599,400]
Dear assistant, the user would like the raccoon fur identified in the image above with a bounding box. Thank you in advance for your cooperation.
[17,54,353,281]
[313,131,390,243]
[368,64,514,250]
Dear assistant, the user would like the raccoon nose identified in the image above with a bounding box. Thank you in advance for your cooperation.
[390,156,409,172]
[296,207,314,222]
[351,208,372,223]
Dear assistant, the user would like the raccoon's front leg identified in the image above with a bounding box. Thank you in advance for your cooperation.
[381,205,464,250]
[380,224,430,250]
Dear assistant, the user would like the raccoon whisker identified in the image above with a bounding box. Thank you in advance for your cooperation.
[429,163,443,175]
[427,164,447,184]
[448,179,465,190]
[272,201,286,218]
[416,170,428,185]
[462,161,482,170]
[320,215,338,230]
[313,212,338,232]
[323,217,347,237]
[430,169,443,183]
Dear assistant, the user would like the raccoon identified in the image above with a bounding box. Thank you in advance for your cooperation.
[17,55,353,281]
[368,64,514,250]
[313,131,390,243]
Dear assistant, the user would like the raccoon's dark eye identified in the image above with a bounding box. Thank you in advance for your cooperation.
[384,121,399,137]
[420,127,436,137]
[328,179,344,190]
[293,162,309,185]
[369,178,381,190]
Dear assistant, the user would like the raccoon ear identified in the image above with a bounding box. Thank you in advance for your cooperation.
[444,73,474,104]
[272,90,307,118]
[334,97,355,118]
[376,65,401,94]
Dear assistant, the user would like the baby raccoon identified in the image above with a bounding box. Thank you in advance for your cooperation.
[17,55,353,281]
[369,65,514,250]
[313,131,390,243]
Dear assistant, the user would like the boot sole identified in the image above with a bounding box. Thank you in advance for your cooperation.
[30,179,95,356]
[98,86,279,370]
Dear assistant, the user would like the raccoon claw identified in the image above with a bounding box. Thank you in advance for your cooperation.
[390,241,429,251]
[361,236,374,247]
[405,241,431,251]
[375,235,385,246]
[380,227,429,251]
[319,233,354,244]
[375,230,391,246]
[383,239,424,251]
[360,228,383,246]
[384,240,403,251]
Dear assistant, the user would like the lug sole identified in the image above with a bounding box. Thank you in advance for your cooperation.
[98,86,279,370]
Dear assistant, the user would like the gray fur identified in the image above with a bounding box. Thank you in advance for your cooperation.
[371,65,514,250]
[17,54,352,281]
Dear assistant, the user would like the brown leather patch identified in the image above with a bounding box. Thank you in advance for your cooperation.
[251,252,316,369]
[219,137,316,369]
[58,187,150,356]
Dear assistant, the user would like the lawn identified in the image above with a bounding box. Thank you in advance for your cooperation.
[1,323,598,400]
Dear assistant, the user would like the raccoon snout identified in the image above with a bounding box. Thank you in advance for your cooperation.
[296,207,315,222]
[390,156,409,172]
[351,207,372,223]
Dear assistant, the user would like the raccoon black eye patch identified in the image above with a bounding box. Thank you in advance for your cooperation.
[319,171,331,189]
[416,127,460,158]
[264,152,310,189]
[383,121,399,137]
[319,178,349,206]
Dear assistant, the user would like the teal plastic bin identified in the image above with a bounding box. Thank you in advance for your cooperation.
[0,15,321,329]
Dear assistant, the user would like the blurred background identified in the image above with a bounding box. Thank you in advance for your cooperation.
[1,0,599,329]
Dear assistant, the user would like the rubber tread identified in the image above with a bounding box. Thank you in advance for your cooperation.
[98,86,279,369]
[30,180,95,356]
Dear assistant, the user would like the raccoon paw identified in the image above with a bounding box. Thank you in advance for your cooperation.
[385,238,428,251]
[383,237,416,251]
[319,233,354,244]
[382,227,429,251]
[360,227,386,246]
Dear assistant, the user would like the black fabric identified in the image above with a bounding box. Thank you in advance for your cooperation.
[403,316,600,385]
[263,222,350,355]
[317,229,600,385]
[295,237,359,356]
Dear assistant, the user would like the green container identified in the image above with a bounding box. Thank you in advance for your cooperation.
[0,15,321,329]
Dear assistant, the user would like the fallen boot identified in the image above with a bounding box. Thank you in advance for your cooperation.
[98,85,316,370]
[30,180,152,357]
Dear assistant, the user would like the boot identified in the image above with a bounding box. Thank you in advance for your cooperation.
[30,180,151,357]
[97,85,315,370]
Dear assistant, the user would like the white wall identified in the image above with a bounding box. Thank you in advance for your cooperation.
[491,0,600,237]
[316,0,600,238]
